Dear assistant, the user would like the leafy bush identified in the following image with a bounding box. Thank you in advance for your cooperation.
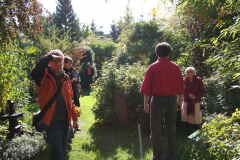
[203,76,240,115]
[86,41,116,71]
[17,103,40,134]
[92,58,147,125]
[2,134,45,160]
[91,58,119,125]
[35,25,72,58]
[0,124,8,140]
[179,109,240,160]
[0,46,30,113]
[29,79,38,102]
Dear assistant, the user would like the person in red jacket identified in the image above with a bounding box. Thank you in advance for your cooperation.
[181,67,205,134]
[84,62,94,90]
[140,42,184,160]
[31,49,79,160]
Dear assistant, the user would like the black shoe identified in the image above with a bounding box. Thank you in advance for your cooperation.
[75,128,82,131]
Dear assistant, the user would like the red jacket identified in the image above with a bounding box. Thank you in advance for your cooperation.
[31,55,78,126]
[183,75,205,114]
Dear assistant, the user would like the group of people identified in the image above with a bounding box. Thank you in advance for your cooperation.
[31,42,205,160]
[140,42,205,160]
[31,50,94,160]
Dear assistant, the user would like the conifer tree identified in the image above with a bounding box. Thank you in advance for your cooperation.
[116,3,134,34]
[110,20,120,42]
[54,0,80,42]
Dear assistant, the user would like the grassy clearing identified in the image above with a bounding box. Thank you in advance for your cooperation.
[37,90,188,160]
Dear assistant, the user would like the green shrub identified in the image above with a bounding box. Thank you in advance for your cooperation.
[91,58,119,125]
[0,46,30,113]
[17,102,40,134]
[203,76,240,114]
[0,124,8,140]
[92,57,147,125]
[29,79,38,102]
[2,134,45,159]
[179,109,240,160]
[86,41,116,71]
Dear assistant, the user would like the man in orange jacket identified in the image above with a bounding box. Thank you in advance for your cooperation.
[31,49,79,160]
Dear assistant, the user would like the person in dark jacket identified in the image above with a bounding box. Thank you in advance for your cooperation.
[181,67,205,134]
[31,49,78,160]
[63,56,81,107]
[63,56,82,145]
[84,62,94,90]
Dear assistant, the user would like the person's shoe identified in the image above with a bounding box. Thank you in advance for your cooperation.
[75,128,82,131]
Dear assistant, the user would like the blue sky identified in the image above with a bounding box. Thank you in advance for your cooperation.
[38,0,160,34]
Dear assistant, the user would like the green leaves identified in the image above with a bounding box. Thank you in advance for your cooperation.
[0,0,44,45]
[36,25,72,57]
[180,110,240,159]
[0,46,30,112]
[53,0,81,42]
[115,20,184,65]
[86,41,116,71]
[91,58,147,125]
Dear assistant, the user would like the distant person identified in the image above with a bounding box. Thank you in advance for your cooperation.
[84,62,94,90]
[140,42,184,160]
[181,67,205,134]
[31,49,79,160]
[63,56,81,107]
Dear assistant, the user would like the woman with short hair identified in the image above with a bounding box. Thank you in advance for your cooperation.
[63,56,81,107]
[181,67,205,134]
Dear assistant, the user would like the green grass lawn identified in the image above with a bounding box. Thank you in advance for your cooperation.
[37,90,188,160]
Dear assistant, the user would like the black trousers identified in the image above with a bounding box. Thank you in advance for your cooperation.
[86,75,93,90]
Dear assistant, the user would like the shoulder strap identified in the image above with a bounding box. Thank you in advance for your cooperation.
[37,77,68,120]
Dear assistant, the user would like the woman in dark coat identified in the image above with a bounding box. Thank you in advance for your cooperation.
[63,56,81,107]
[181,67,205,133]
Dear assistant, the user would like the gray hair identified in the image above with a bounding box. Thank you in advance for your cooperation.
[185,67,196,75]
[47,49,64,58]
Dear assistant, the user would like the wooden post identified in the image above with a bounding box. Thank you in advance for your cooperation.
[1,100,23,139]
[115,90,128,123]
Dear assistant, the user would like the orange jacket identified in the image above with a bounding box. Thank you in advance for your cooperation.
[32,55,78,126]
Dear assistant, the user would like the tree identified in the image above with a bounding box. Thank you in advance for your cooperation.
[179,0,240,78]
[35,25,72,58]
[114,20,165,65]
[42,14,91,42]
[116,3,134,34]
[69,44,87,72]
[0,0,44,46]
[122,3,134,27]
[80,24,92,39]
[0,0,45,112]
[54,0,81,42]
[86,41,116,71]
[179,0,240,113]
[41,15,55,37]
[110,20,120,42]
[90,20,97,33]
